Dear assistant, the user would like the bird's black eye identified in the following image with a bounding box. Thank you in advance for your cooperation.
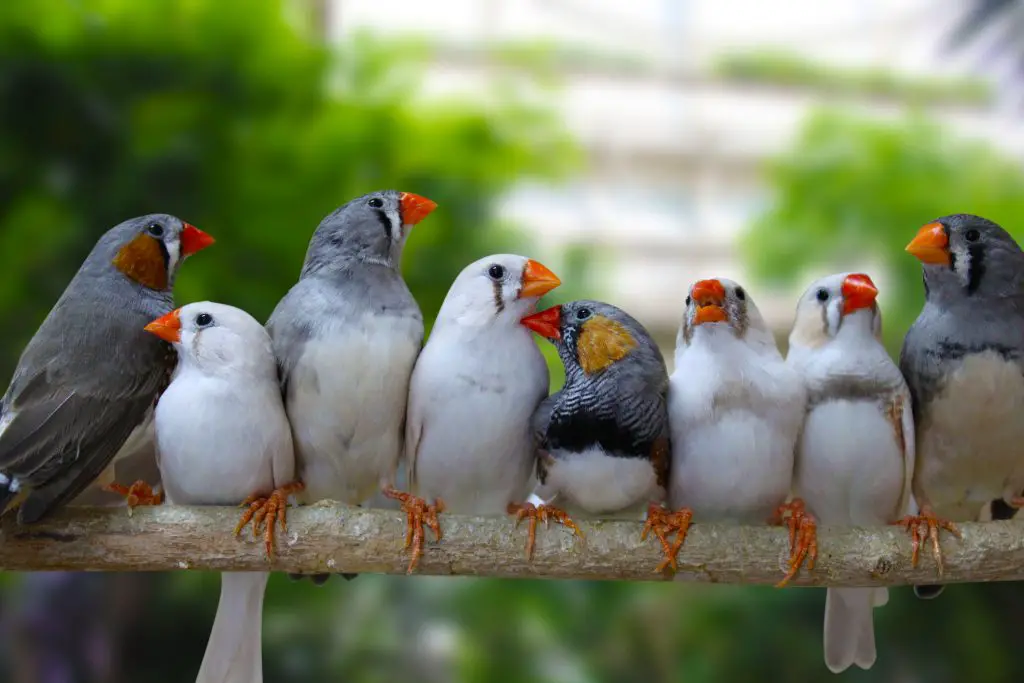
[195,313,214,327]
[965,228,980,242]
[575,307,592,321]
[488,264,505,280]
[146,223,164,238]
[368,197,384,208]
[685,295,691,306]
[816,288,829,302]
[735,287,746,301]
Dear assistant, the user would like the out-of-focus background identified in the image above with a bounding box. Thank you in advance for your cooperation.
[2,0,1024,681]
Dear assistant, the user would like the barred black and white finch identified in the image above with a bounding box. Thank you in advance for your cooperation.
[516,300,684,570]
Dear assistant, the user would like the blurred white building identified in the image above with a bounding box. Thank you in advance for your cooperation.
[325,0,1018,351]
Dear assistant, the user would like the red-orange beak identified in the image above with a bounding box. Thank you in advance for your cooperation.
[841,273,878,315]
[521,305,562,340]
[180,223,215,256]
[144,309,182,343]
[691,279,728,325]
[399,192,438,226]
[905,222,950,265]
[518,259,561,299]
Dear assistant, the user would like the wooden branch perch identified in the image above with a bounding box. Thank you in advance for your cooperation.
[1,503,1023,586]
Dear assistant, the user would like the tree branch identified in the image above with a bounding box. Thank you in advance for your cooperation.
[1,504,1022,586]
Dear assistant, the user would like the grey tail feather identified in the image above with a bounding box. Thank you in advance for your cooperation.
[913,584,945,599]
[0,484,15,518]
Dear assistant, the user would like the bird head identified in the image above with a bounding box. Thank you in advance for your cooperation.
[905,214,1024,299]
[789,272,880,349]
[521,299,663,380]
[110,215,214,291]
[145,302,275,376]
[437,254,561,328]
[678,277,771,348]
[302,190,436,276]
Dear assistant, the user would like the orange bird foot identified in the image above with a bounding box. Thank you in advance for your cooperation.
[771,498,818,587]
[234,481,305,559]
[642,503,693,574]
[104,480,164,514]
[891,506,961,577]
[383,487,445,574]
[1009,496,1024,509]
[507,501,584,561]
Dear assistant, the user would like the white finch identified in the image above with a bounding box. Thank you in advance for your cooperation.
[405,255,560,532]
[145,302,298,683]
[787,273,914,673]
[668,278,809,582]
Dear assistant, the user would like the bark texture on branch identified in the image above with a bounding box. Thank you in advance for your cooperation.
[1,503,1022,586]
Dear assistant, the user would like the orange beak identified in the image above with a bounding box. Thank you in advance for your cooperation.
[518,259,561,299]
[691,279,728,325]
[144,309,182,343]
[399,192,438,226]
[905,222,950,265]
[841,273,878,315]
[180,223,215,256]
[521,305,562,340]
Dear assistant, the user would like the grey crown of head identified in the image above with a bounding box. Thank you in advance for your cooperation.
[301,190,411,278]
[917,213,1024,305]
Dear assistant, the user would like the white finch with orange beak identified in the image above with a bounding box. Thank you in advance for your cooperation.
[786,273,914,674]
[146,301,297,683]
[402,255,561,570]
[668,278,808,582]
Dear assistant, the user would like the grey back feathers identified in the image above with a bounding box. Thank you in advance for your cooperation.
[0,214,197,523]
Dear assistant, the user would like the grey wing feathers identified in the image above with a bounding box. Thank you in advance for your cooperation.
[266,292,312,398]
[0,369,164,523]
[530,392,557,449]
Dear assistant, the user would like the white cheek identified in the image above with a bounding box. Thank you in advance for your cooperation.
[825,301,842,336]
[386,207,403,238]
[166,240,180,273]
[950,242,971,287]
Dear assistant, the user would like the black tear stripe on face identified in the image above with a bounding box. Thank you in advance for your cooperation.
[966,242,985,295]
[155,235,170,271]
[373,208,392,248]
[492,278,504,314]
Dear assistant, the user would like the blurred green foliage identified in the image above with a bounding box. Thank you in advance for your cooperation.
[0,0,578,375]
[744,108,1024,350]
[715,50,993,106]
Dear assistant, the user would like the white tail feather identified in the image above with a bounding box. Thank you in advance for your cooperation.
[196,572,269,683]
[823,587,884,674]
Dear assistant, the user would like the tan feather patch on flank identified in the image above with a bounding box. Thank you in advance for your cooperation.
[650,436,670,490]
[886,395,905,455]
[577,316,638,375]
[113,234,167,290]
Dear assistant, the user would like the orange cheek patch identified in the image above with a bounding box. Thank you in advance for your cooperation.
[112,234,168,290]
[577,316,637,375]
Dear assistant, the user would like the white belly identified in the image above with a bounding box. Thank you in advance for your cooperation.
[795,400,905,525]
[918,352,1024,520]
[288,315,421,504]
[670,412,794,524]
[539,448,659,517]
